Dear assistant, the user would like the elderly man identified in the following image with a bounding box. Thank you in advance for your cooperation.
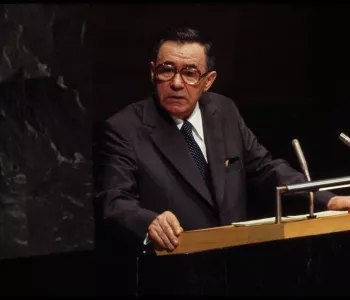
[93,27,350,255]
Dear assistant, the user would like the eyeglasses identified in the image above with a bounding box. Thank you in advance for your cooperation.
[154,63,210,85]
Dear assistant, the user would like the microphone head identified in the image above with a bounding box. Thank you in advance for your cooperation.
[292,139,300,148]
[292,139,304,160]
[291,138,311,181]
[339,133,350,148]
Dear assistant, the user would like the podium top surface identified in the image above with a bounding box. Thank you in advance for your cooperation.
[155,212,350,256]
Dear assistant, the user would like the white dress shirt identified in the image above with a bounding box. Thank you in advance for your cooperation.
[172,102,207,162]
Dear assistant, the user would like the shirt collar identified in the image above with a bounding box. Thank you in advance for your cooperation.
[172,102,204,140]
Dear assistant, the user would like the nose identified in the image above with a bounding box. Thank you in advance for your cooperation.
[170,72,185,90]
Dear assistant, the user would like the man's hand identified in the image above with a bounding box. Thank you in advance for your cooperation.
[148,211,184,251]
[327,196,350,210]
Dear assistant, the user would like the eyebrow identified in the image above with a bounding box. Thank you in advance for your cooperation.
[183,64,198,69]
[162,61,199,69]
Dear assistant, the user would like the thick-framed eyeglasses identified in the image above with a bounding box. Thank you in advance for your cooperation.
[154,63,210,85]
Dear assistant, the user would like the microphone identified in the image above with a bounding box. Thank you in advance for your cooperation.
[291,138,315,219]
[292,139,311,181]
[339,132,350,148]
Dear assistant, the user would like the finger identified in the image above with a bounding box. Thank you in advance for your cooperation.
[165,211,183,236]
[152,223,175,250]
[343,196,350,208]
[158,220,178,249]
[149,215,176,250]
[158,219,180,248]
[149,229,173,250]
[327,196,340,210]
[148,227,169,250]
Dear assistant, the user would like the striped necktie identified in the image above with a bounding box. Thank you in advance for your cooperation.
[181,119,211,187]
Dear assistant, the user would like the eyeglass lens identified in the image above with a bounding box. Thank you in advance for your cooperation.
[156,65,200,84]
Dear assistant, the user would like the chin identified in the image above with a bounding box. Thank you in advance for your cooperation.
[171,108,190,117]
[163,104,187,115]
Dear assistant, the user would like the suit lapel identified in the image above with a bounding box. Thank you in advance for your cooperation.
[200,94,226,209]
[143,96,214,208]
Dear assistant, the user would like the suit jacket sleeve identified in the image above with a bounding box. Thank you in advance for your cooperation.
[93,117,158,252]
[234,104,335,208]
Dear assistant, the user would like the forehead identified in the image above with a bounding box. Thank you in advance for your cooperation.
[157,41,206,69]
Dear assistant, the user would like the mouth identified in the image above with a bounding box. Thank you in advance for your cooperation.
[167,95,186,100]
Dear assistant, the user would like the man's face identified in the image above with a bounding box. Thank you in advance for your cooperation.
[150,41,217,119]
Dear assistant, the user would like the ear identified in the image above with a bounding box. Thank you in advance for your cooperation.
[150,61,156,83]
[203,71,217,92]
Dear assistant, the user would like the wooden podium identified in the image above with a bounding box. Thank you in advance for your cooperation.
[136,178,350,296]
[137,213,350,296]
[154,175,350,257]
[155,212,350,256]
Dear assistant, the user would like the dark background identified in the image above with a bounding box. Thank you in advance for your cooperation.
[0,3,349,296]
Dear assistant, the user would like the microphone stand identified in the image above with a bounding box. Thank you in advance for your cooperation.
[275,176,350,224]
[305,175,316,220]
[291,139,315,220]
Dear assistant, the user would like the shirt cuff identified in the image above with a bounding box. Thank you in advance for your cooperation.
[143,233,151,246]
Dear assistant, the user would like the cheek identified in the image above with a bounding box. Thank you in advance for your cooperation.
[156,83,168,97]
[187,87,202,102]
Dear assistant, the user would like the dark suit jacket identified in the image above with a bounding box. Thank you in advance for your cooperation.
[93,92,334,255]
